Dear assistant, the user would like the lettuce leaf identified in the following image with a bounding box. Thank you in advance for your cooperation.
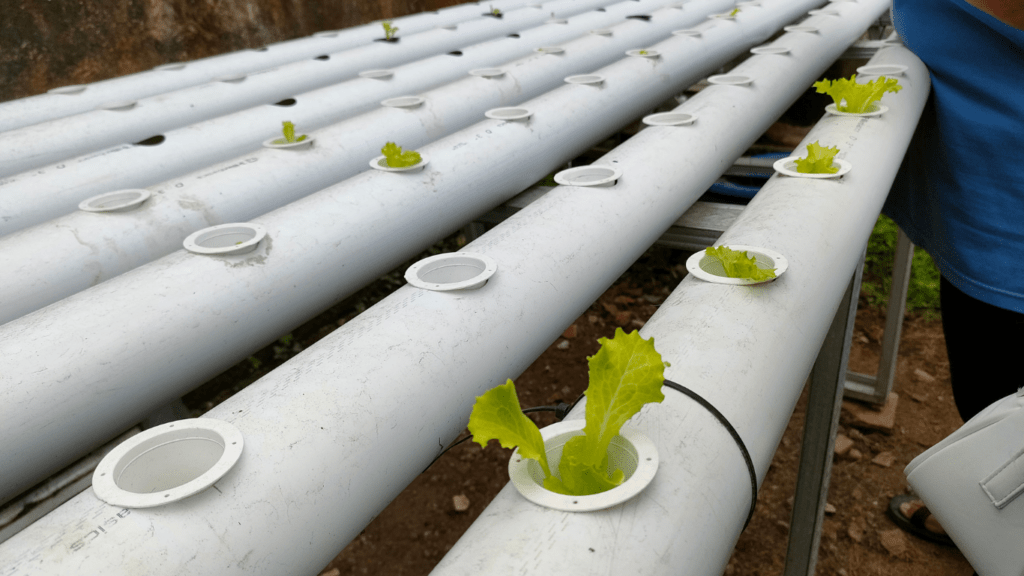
[382,142,422,167]
[467,329,668,496]
[794,141,840,174]
[468,379,551,478]
[813,74,901,114]
[550,328,666,494]
[273,121,307,144]
[705,245,777,281]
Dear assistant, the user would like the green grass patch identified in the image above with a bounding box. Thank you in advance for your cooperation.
[860,214,941,320]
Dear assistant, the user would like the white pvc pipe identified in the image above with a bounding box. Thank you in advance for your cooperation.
[0,0,808,505]
[0,0,682,237]
[0,0,605,177]
[0,0,716,326]
[0,0,534,133]
[0,5,912,574]
[434,42,927,576]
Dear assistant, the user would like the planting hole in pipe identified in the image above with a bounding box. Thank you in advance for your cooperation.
[825,102,888,117]
[565,74,605,86]
[153,63,186,71]
[590,29,613,36]
[485,107,532,121]
[134,134,165,146]
[708,74,753,86]
[183,223,266,256]
[405,252,497,291]
[508,421,658,512]
[856,64,908,76]
[48,84,87,95]
[554,165,622,187]
[440,24,457,30]
[626,14,652,20]
[642,112,697,126]
[447,51,463,56]
[273,98,297,107]
[750,45,790,55]
[672,28,702,37]
[686,245,788,285]
[626,49,660,58]
[92,419,243,508]
[536,46,565,54]
[97,100,137,112]
[773,156,852,178]
[507,33,521,38]
[215,73,247,83]
[808,8,841,15]
[314,55,330,61]
[546,18,568,24]
[79,189,151,213]
[381,96,424,109]
[359,69,394,80]
[369,153,430,172]
[784,24,819,33]
[469,68,505,78]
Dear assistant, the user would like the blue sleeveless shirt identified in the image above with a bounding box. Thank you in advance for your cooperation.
[884,0,1024,312]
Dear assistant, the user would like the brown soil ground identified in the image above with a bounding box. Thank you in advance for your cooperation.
[185,241,973,576]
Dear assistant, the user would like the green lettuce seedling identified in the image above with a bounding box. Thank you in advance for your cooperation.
[638,49,649,55]
[794,140,840,174]
[381,142,422,167]
[813,74,901,114]
[468,328,668,496]
[382,21,398,40]
[490,5,502,15]
[729,7,740,16]
[705,245,777,281]
[272,121,307,144]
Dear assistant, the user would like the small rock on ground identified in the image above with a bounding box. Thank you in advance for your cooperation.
[879,528,911,559]
[452,494,470,512]
[835,434,854,456]
[871,451,896,468]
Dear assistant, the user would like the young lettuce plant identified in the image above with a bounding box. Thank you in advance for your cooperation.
[795,141,840,174]
[813,74,901,113]
[705,246,777,282]
[381,142,422,167]
[489,5,502,15]
[468,328,668,496]
[729,7,740,16]
[272,121,307,144]
[382,21,398,40]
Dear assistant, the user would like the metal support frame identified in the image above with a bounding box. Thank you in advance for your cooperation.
[784,265,863,576]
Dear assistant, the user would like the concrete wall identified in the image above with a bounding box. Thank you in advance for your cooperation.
[0,0,467,104]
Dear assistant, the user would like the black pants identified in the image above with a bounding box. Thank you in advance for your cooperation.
[940,275,1024,422]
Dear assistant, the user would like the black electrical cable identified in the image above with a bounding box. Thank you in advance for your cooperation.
[662,378,758,529]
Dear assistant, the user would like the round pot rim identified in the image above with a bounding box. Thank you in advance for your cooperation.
[855,64,908,76]
[49,84,88,95]
[369,154,430,172]
[469,68,505,78]
[708,74,754,86]
[262,136,314,150]
[590,28,613,35]
[183,223,267,255]
[773,157,852,179]
[359,69,395,79]
[642,112,697,126]
[484,107,532,121]
[750,45,790,55]
[565,74,605,85]
[381,96,425,109]
[554,165,623,187]
[824,102,887,117]
[672,28,702,36]
[508,420,659,512]
[626,49,660,58]
[783,24,819,33]
[686,244,789,285]
[79,189,152,213]
[92,418,244,508]
[405,252,497,291]
[536,46,565,54]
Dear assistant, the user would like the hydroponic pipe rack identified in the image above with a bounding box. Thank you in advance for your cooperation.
[0,0,808,504]
[0,0,535,133]
[0,0,727,325]
[0,0,679,237]
[0,0,605,178]
[0,1,911,574]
